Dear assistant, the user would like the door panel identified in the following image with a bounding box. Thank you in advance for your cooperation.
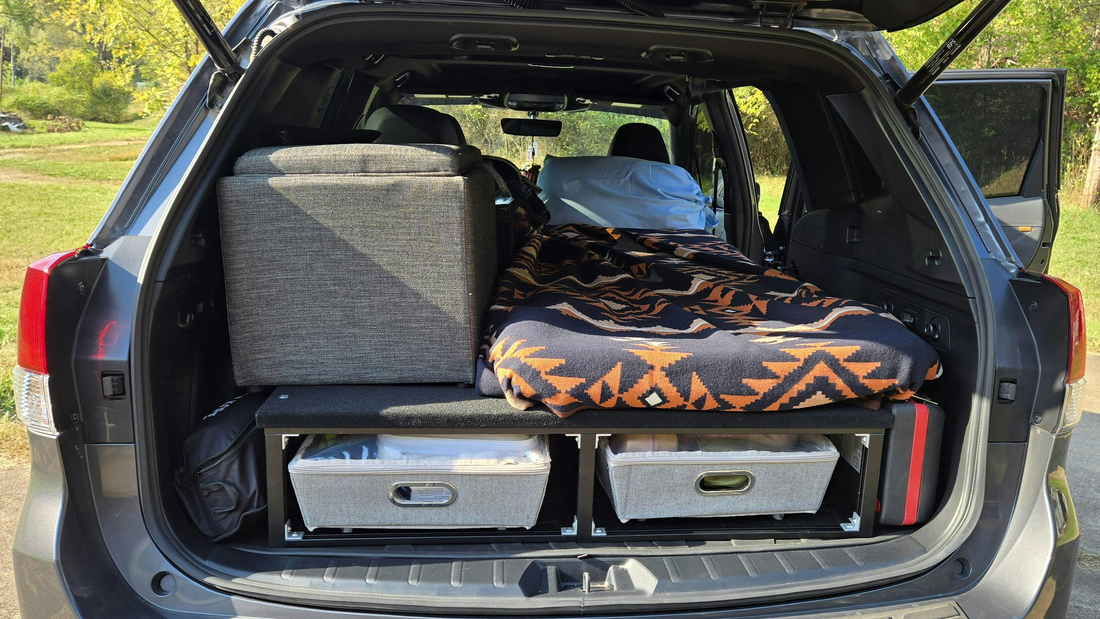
[925,69,1066,272]
[987,196,1046,261]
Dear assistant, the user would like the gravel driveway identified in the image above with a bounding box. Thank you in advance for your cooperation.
[0,467,29,619]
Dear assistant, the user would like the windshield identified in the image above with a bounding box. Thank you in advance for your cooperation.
[404,98,671,166]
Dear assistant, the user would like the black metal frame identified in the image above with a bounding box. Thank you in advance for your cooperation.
[265,425,884,548]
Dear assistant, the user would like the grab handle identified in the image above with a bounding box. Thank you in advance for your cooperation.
[389,481,457,507]
[694,471,754,495]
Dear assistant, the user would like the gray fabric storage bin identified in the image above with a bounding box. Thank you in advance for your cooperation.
[217,143,496,385]
[596,434,839,522]
[288,434,551,530]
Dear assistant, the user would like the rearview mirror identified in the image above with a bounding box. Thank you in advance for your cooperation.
[501,118,562,137]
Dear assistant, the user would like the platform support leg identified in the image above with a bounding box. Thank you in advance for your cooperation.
[266,432,286,547]
[574,434,597,543]
[857,432,884,537]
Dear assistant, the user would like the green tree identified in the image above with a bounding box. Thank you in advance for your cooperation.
[51,0,240,114]
[734,87,789,176]
[1,0,243,117]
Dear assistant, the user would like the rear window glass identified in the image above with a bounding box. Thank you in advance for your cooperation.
[403,98,671,166]
[925,82,1046,198]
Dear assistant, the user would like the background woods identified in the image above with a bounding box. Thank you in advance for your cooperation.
[0,0,236,119]
[0,0,1098,200]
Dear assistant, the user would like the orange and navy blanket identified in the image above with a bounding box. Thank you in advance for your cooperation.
[477,225,940,418]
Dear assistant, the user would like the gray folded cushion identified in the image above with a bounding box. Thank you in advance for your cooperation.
[218,143,496,386]
[232,143,483,176]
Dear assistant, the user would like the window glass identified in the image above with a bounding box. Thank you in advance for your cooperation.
[403,98,670,167]
[691,104,716,199]
[732,87,791,227]
[924,82,1046,198]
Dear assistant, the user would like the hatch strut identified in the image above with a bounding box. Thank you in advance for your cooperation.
[173,0,240,76]
[171,0,246,108]
[895,0,1011,109]
[892,0,1011,139]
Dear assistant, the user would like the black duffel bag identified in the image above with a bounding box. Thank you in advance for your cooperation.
[174,391,267,541]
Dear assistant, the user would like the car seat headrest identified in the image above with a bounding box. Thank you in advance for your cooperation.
[361,105,467,146]
[608,122,670,164]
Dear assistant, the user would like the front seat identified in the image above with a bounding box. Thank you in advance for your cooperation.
[608,122,670,164]
[360,105,467,145]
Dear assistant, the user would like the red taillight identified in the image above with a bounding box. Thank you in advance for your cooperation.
[16,250,77,374]
[1042,273,1087,383]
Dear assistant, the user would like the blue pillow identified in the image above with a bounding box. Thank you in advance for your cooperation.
[538,155,718,230]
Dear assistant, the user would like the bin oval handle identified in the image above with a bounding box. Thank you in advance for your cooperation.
[694,470,754,495]
[388,481,457,507]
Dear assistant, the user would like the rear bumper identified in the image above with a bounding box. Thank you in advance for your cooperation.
[14,427,1076,618]
[11,434,76,619]
[1027,533,1079,619]
[955,427,1076,619]
[13,434,160,619]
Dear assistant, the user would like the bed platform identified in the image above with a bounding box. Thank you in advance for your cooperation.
[258,385,888,547]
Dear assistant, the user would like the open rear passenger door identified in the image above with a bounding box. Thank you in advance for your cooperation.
[924,69,1066,272]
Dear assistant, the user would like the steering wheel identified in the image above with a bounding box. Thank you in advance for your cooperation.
[483,156,552,226]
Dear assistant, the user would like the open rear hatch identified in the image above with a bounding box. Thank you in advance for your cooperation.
[132,0,1016,614]
[535,0,972,30]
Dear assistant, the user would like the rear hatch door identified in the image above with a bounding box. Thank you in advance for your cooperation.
[479,0,970,30]
[651,0,969,30]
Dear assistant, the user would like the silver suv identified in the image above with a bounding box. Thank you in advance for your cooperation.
[10,0,1084,617]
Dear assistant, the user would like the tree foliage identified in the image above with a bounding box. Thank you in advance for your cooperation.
[734,87,790,176]
[0,0,1097,189]
[1,0,239,118]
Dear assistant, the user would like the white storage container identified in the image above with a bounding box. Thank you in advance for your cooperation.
[596,434,839,522]
[288,434,551,530]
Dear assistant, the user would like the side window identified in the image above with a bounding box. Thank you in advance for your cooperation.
[733,87,791,232]
[924,82,1046,198]
[691,104,717,199]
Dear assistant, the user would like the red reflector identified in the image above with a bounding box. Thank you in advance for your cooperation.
[17,250,78,374]
[1042,274,1087,383]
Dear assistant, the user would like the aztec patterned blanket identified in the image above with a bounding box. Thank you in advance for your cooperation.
[478,224,941,418]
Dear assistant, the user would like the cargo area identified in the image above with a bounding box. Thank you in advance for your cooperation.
[133,8,988,613]
[254,386,904,546]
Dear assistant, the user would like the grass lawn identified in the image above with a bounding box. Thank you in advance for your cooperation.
[1049,203,1100,350]
[0,117,160,150]
[0,117,157,467]
[758,174,786,226]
